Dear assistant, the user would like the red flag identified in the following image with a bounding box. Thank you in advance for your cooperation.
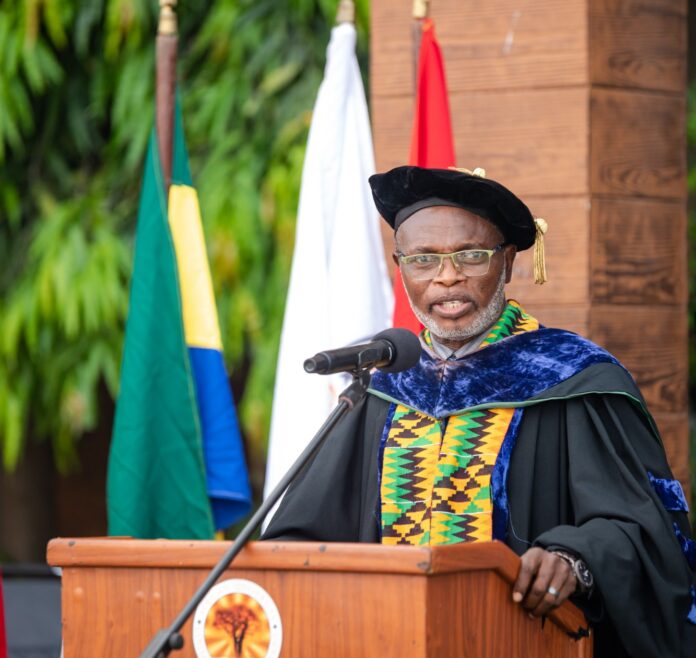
[392,18,456,331]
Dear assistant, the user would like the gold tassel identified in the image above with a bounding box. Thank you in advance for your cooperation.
[533,217,548,285]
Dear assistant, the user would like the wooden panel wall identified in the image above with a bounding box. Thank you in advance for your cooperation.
[371,0,689,488]
[588,0,688,486]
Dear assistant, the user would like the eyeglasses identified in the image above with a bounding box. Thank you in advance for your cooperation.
[397,244,506,281]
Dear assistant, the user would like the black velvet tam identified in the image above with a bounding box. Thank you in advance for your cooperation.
[369,166,536,251]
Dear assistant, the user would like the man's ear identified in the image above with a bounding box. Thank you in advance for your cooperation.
[392,251,400,266]
[504,246,517,283]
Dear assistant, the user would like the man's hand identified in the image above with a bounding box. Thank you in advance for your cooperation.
[511,547,577,617]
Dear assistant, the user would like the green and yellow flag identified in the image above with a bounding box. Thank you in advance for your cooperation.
[107,103,251,539]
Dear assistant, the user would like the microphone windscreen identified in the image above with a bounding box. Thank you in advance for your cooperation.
[372,328,421,373]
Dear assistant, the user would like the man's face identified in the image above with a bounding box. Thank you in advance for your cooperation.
[394,205,517,349]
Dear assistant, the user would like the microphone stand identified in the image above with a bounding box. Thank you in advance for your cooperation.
[138,369,372,658]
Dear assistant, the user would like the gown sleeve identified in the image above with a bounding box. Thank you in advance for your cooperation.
[524,394,695,658]
[262,395,388,543]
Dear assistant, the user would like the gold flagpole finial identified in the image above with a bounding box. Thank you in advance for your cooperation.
[158,0,178,36]
[533,217,548,285]
[336,0,355,24]
[413,0,429,19]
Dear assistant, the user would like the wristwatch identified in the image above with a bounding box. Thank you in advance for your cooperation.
[552,550,594,594]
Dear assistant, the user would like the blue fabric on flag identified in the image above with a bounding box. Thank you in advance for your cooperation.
[189,346,252,529]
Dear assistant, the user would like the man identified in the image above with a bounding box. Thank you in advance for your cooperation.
[264,166,696,657]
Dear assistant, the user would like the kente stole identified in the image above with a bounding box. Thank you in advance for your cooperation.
[380,301,539,545]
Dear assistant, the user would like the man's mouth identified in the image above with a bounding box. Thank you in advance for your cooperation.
[430,298,474,318]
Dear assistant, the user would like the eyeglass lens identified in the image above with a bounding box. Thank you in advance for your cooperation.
[402,249,495,280]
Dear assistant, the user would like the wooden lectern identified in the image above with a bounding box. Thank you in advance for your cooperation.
[47,538,592,657]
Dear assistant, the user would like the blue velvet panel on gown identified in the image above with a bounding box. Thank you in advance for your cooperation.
[369,328,621,418]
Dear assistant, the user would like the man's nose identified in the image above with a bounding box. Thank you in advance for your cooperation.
[432,255,466,285]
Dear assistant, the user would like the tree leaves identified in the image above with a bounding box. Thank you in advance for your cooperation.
[0,0,370,476]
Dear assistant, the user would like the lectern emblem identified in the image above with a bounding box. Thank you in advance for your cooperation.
[192,579,282,658]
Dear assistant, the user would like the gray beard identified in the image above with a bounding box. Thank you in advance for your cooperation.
[407,265,507,342]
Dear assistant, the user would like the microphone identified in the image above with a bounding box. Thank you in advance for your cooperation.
[303,328,421,375]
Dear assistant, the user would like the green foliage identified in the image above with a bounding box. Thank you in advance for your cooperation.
[0,0,370,474]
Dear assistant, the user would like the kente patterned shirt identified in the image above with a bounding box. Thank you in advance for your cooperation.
[380,300,539,545]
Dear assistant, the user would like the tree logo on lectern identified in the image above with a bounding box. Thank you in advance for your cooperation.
[192,579,282,658]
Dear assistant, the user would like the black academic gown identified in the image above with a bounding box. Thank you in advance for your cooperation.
[264,335,696,658]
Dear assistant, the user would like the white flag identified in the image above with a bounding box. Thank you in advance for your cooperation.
[263,23,394,515]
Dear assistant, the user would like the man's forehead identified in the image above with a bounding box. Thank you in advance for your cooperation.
[395,206,503,245]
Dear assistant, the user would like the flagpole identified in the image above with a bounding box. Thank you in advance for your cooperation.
[412,0,428,89]
[157,0,178,188]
